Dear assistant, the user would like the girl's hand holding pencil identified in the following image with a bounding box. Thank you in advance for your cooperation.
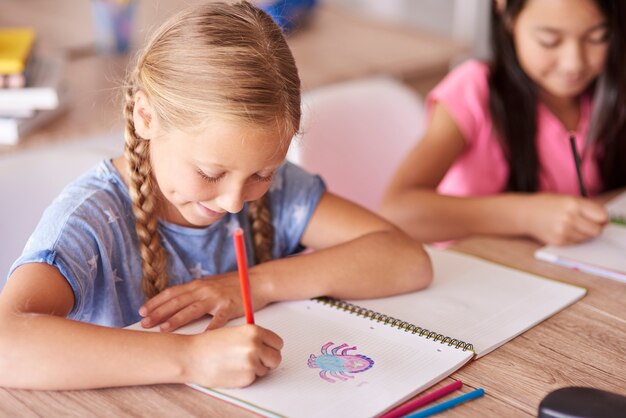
[518,193,608,245]
[138,229,270,332]
[183,324,283,388]
[139,227,284,388]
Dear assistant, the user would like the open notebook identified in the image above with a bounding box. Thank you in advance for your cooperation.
[535,191,626,283]
[128,247,586,418]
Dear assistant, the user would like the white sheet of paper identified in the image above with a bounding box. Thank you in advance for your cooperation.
[351,248,586,357]
[129,299,473,418]
[534,191,626,283]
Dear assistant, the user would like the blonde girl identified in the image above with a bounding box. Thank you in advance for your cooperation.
[0,2,431,390]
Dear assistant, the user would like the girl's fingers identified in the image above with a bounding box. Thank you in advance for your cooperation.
[254,362,270,378]
[140,290,199,328]
[140,284,193,316]
[159,302,211,331]
[580,201,609,224]
[573,217,604,239]
[260,328,284,351]
[259,344,282,370]
[205,306,233,330]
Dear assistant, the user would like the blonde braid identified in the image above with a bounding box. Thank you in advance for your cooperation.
[248,195,274,264]
[123,86,169,298]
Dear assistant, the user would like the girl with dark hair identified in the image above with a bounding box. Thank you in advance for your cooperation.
[381,0,626,246]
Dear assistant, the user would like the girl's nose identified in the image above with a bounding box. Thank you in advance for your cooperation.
[216,187,245,214]
[560,40,585,74]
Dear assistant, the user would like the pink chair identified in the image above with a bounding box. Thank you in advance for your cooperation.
[288,76,424,211]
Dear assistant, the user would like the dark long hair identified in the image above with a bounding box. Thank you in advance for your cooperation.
[488,0,626,192]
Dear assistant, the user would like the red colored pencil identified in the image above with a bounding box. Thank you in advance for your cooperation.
[380,380,463,418]
[233,228,254,324]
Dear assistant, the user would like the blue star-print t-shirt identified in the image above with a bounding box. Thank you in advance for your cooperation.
[9,159,325,327]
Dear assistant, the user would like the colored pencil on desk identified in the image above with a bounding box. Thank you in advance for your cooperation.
[380,380,463,418]
[233,228,254,324]
[569,133,588,197]
[405,388,485,418]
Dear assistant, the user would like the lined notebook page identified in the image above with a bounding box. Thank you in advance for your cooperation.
[534,192,626,282]
[129,299,473,418]
[349,248,586,358]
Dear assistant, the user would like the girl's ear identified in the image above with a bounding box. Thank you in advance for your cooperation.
[133,90,156,140]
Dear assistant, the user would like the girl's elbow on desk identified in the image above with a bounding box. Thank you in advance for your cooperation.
[411,240,434,292]
[387,228,434,293]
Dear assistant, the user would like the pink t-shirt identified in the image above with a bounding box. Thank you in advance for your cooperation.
[427,60,602,196]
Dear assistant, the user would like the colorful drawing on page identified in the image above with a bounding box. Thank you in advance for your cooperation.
[307,342,374,383]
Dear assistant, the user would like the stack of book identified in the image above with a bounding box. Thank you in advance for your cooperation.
[0,27,67,144]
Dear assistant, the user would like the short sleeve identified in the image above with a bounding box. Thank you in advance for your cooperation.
[426,59,491,145]
[267,162,326,256]
[8,167,140,325]
[9,186,105,318]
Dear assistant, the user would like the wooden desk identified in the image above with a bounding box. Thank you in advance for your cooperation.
[6,3,621,416]
[0,1,466,153]
[448,237,626,416]
[1,236,624,417]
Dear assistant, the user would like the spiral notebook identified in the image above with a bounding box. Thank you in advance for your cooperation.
[535,191,626,283]
[128,247,586,418]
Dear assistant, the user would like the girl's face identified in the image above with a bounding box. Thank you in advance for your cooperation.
[511,0,609,102]
[149,120,290,228]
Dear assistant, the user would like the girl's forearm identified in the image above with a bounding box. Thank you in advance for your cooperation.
[0,312,191,390]
[251,229,432,303]
[379,190,529,243]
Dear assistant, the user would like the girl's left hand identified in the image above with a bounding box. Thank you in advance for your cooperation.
[138,273,267,332]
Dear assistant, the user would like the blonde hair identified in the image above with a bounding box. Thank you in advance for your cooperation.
[123,1,301,298]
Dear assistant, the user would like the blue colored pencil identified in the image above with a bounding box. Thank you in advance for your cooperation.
[404,388,485,418]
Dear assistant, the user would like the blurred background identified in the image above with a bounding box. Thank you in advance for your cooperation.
[1,0,490,58]
[331,0,490,59]
[0,0,489,150]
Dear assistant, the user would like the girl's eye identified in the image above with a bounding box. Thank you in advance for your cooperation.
[197,169,222,183]
[587,29,609,44]
[253,173,274,183]
[537,37,560,48]
[196,169,273,184]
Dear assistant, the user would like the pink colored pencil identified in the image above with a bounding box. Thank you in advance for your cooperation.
[233,228,254,324]
[380,380,463,418]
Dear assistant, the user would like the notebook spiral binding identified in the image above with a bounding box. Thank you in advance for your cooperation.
[316,297,475,352]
